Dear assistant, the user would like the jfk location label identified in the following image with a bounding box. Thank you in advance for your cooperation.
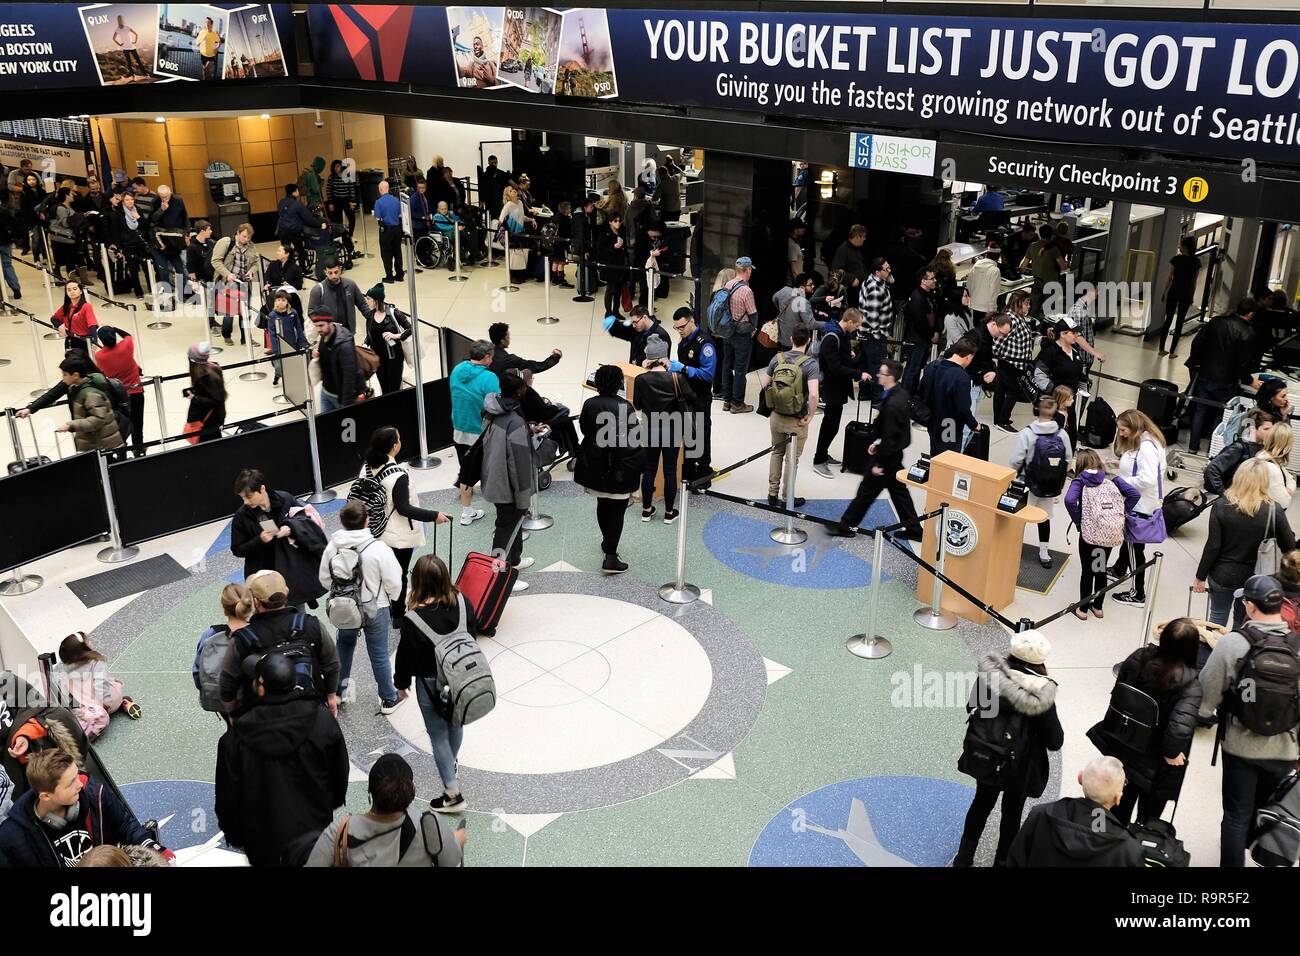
[850,132,936,177]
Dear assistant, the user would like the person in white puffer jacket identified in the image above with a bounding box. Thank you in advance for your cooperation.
[1108,409,1167,606]
[319,500,403,713]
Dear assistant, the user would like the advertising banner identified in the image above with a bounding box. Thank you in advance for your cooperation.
[0,2,293,91]
[307,5,1300,165]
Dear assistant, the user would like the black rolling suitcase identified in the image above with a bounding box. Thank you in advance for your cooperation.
[964,425,990,461]
[1138,378,1180,445]
[841,392,875,475]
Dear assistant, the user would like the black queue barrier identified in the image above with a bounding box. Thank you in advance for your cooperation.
[109,419,315,548]
[443,326,476,372]
[0,452,110,574]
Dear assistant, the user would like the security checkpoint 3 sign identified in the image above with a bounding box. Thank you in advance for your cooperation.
[850,133,936,176]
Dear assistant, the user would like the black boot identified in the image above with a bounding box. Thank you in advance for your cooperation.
[602,553,628,575]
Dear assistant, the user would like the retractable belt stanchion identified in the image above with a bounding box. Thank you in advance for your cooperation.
[770,435,807,545]
[498,231,518,293]
[847,530,892,659]
[646,264,656,318]
[1140,551,1165,649]
[914,502,958,630]
[405,232,441,471]
[0,417,45,589]
[39,243,58,335]
[659,479,700,605]
[143,260,172,329]
[484,206,497,269]
[6,409,25,469]
[302,352,338,504]
[150,375,169,452]
[449,225,467,282]
[537,253,558,325]
[521,467,554,532]
[100,245,116,301]
[239,310,267,381]
[27,315,47,397]
[125,302,145,363]
[95,449,140,564]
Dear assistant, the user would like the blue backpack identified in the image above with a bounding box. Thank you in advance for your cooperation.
[1025,431,1069,497]
[707,283,740,339]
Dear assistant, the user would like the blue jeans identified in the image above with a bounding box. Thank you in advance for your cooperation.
[902,340,930,395]
[858,336,887,403]
[335,606,397,705]
[319,389,341,414]
[151,248,184,304]
[416,677,463,795]
[1188,378,1239,454]
[0,243,18,295]
[722,333,754,404]
[962,384,984,450]
[1220,753,1293,867]
[1206,581,1235,627]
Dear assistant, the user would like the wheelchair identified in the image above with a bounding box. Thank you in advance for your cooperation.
[414,231,450,270]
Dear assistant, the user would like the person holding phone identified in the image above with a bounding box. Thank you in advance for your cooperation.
[231,468,306,580]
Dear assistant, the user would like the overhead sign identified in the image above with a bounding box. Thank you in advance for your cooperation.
[0,3,294,91]
[849,132,936,177]
[936,140,1266,219]
[305,5,1300,165]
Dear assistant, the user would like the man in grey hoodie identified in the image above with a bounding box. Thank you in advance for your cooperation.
[771,273,815,349]
[480,370,538,584]
[1199,574,1300,866]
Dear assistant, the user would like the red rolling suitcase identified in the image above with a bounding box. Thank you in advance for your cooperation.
[442,514,523,638]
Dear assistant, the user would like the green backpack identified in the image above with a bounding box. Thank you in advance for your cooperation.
[765,353,812,417]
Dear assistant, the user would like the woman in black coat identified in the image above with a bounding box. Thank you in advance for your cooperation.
[954,632,1064,867]
[597,215,630,319]
[1035,316,1088,434]
[575,364,644,574]
[1087,618,1203,824]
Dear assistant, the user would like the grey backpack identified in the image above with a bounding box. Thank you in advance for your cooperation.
[197,624,233,713]
[326,540,374,630]
[409,599,496,727]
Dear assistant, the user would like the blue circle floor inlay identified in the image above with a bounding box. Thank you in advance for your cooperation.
[749,776,976,867]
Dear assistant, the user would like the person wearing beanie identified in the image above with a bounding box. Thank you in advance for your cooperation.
[953,630,1064,866]
[362,282,412,396]
[183,341,226,443]
[632,337,695,524]
[91,326,145,458]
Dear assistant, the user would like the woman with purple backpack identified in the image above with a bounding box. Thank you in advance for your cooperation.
[1065,448,1141,620]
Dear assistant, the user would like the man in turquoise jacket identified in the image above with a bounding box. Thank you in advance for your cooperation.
[449,339,499,526]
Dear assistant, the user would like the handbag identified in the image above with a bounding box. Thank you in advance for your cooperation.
[1256,502,1281,576]
[1124,441,1168,545]
[355,344,381,377]
[757,319,780,350]
[182,410,213,445]
[1014,366,1040,403]
[621,284,634,315]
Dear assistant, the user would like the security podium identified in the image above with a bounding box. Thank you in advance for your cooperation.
[898,451,1047,625]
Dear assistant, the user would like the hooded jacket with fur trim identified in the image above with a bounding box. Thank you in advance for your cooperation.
[969,654,1064,797]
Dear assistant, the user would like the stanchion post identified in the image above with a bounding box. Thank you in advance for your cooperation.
[27,315,48,397]
[847,529,893,659]
[659,480,700,605]
[302,353,338,504]
[151,375,169,451]
[770,434,807,545]
[498,231,518,293]
[537,254,557,324]
[449,224,467,282]
[914,502,958,630]
[100,244,116,301]
[521,486,553,532]
[0,564,43,596]
[1139,551,1164,649]
[38,230,56,322]
[95,450,140,564]
[144,259,172,329]
[647,263,655,317]
[485,207,495,268]
[6,409,26,470]
[404,235,441,471]
[238,310,267,381]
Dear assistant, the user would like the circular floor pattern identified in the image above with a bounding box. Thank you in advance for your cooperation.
[388,592,715,775]
[388,572,768,814]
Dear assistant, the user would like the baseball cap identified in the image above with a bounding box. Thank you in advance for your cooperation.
[1051,315,1078,335]
[735,256,755,270]
[247,570,289,606]
[1234,574,1284,612]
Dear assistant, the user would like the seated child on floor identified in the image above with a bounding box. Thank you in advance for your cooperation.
[52,633,140,739]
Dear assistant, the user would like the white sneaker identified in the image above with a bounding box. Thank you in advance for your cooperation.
[512,579,530,593]
[513,556,535,571]
[459,508,485,526]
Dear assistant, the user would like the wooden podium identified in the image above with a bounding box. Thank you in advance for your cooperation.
[898,451,1047,625]
[583,362,682,502]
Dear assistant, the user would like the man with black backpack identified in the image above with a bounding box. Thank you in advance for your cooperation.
[217,571,341,719]
[760,324,820,508]
[1199,574,1300,866]
[1009,396,1071,569]
[1203,409,1271,495]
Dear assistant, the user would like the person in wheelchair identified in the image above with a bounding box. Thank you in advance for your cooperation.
[433,201,472,270]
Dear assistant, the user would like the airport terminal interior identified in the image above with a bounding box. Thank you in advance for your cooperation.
[1,1,1299,877]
